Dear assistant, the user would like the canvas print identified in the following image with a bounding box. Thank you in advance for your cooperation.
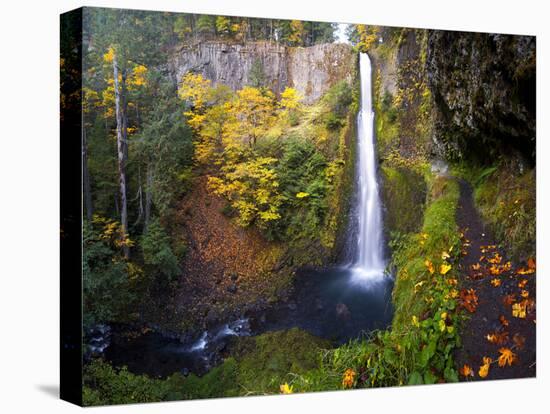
[60,6,536,406]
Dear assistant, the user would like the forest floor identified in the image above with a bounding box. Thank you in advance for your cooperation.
[169,176,291,332]
[455,179,536,381]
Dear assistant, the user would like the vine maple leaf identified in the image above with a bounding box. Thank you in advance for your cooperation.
[499,315,509,327]
[440,263,452,275]
[342,368,356,389]
[280,383,294,394]
[425,260,435,274]
[498,348,517,367]
[518,279,528,289]
[478,357,492,378]
[490,278,502,287]
[459,288,479,313]
[512,302,527,318]
[502,294,516,306]
[459,364,474,378]
[486,331,509,345]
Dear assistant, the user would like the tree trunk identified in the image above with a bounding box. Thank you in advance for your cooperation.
[113,51,130,259]
[144,162,153,232]
[82,124,93,221]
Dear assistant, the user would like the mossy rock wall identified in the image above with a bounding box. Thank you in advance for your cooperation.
[380,165,427,238]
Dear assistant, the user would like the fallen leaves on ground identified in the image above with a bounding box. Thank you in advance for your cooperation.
[518,279,528,289]
[490,278,502,287]
[486,331,509,345]
[459,288,479,313]
[280,383,294,394]
[499,315,509,327]
[479,357,492,378]
[503,294,516,306]
[425,260,434,274]
[512,302,527,318]
[440,263,452,275]
[498,348,517,367]
[342,369,356,389]
[460,364,474,378]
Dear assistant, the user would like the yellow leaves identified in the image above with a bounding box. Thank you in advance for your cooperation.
[280,383,293,394]
[478,357,492,378]
[288,20,304,45]
[518,279,528,289]
[129,64,148,87]
[488,252,502,264]
[411,315,420,328]
[296,192,310,199]
[103,47,115,64]
[425,260,434,274]
[440,263,452,275]
[520,290,529,298]
[485,331,508,345]
[280,87,302,110]
[179,72,212,110]
[497,348,517,367]
[342,368,356,389]
[441,251,450,260]
[490,278,501,287]
[414,281,425,293]
[460,364,474,378]
[512,302,527,318]
[471,263,481,271]
[419,233,428,245]
[355,24,379,51]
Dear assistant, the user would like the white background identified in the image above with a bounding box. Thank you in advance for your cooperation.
[0,0,547,412]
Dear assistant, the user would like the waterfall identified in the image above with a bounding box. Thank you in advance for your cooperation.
[352,53,386,281]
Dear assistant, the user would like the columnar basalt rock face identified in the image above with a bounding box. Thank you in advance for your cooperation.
[170,41,355,104]
[426,31,536,164]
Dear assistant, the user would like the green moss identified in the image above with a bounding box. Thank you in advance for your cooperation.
[232,328,331,394]
[474,165,535,260]
[392,176,461,331]
[380,165,427,237]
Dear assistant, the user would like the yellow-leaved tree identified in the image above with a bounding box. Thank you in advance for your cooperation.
[208,157,284,228]
[356,25,379,52]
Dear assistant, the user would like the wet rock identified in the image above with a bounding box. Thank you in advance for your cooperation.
[206,309,218,325]
[288,302,297,311]
[427,31,535,164]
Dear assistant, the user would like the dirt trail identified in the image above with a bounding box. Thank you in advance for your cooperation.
[455,179,536,380]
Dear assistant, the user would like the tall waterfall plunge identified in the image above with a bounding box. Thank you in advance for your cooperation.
[351,53,386,282]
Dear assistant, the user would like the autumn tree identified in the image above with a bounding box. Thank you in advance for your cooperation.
[208,157,284,227]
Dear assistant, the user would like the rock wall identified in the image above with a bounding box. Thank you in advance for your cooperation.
[169,41,355,104]
[426,31,536,165]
